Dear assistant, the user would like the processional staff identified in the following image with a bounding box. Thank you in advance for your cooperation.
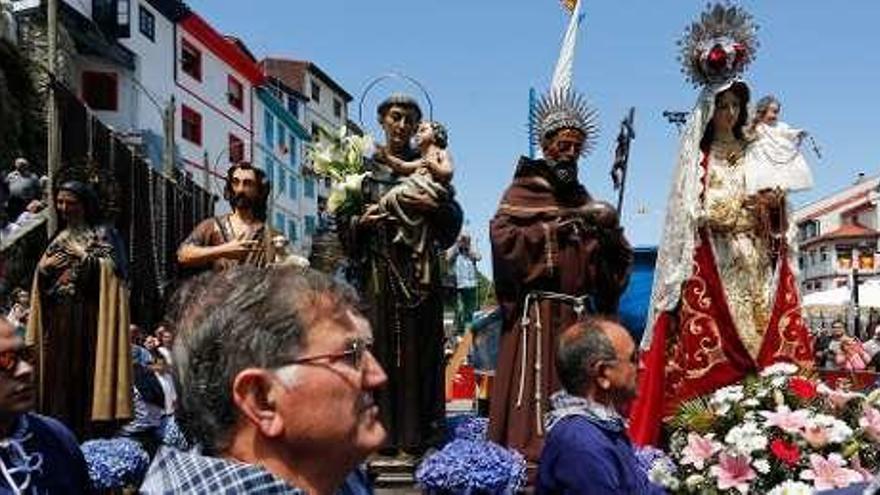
[611,107,635,214]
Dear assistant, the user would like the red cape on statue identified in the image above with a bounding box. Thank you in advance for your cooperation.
[628,228,814,446]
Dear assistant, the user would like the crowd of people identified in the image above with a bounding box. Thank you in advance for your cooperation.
[0,158,47,244]
[2,2,878,493]
[814,321,880,372]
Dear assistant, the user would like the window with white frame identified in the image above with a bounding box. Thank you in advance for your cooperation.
[117,0,130,37]
[304,177,315,198]
[310,80,320,103]
[229,134,244,163]
[181,105,202,145]
[289,135,298,167]
[288,219,298,242]
[277,122,286,153]
[181,38,202,81]
[288,175,297,200]
[228,76,244,111]
[264,110,275,146]
[138,4,154,41]
[276,166,286,194]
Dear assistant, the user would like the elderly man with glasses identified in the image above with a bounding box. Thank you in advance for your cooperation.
[141,266,388,494]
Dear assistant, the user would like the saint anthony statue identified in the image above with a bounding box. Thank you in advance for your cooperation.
[488,89,633,464]
[27,181,132,438]
[339,95,462,457]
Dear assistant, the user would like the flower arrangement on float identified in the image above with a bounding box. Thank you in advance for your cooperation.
[306,126,375,217]
[643,363,880,494]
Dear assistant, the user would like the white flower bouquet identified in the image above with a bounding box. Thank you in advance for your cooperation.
[307,126,375,216]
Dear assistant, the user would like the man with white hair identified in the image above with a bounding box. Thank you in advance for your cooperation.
[141,266,388,494]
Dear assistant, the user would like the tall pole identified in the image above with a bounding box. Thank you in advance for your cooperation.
[46,0,59,234]
[612,107,635,214]
[162,95,176,178]
[854,262,862,339]
[528,87,536,159]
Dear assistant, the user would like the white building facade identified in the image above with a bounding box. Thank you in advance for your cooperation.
[14,0,141,135]
[174,11,262,206]
[114,0,185,168]
[793,174,880,294]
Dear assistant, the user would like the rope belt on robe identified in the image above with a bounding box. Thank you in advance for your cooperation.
[516,290,594,436]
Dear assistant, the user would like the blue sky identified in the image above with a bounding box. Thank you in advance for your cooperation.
[188,1,880,275]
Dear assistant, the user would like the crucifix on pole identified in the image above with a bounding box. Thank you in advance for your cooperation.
[611,107,635,214]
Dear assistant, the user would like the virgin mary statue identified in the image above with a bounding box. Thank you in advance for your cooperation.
[629,4,814,446]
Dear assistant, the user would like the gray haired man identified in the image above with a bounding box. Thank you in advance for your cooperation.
[140,266,388,494]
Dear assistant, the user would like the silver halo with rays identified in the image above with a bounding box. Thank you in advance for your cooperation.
[677,2,759,88]
[529,88,599,157]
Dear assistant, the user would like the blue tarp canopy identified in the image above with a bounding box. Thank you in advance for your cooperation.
[618,246,658,343]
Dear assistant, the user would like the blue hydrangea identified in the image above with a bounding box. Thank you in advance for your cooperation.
[81,438,150,489]
[453,416,489,442]
[634,445,676,478]
[415,438,526,494]
[161,416,191,451]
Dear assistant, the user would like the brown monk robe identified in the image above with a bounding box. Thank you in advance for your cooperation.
[488,156,632,463]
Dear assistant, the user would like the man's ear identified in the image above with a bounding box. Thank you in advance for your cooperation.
[593,361,612,391]
[232,369,284,438]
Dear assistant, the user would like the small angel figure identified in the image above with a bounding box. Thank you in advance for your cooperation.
[371,120,454,256]
[743,95,814,194]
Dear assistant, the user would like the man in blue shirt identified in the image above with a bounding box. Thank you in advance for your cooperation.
[0,315,90,493]
[537,318,664,495]
[446,233,481,335]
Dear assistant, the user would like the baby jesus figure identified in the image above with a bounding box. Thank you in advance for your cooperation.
[743,95,814,195]
[371,121,454,270]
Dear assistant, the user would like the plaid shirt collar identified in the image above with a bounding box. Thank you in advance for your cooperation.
[140,447,305,494]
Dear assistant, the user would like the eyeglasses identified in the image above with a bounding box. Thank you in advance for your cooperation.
[278,339,373,371]
[608,348,640,367]
[0,346,34,374]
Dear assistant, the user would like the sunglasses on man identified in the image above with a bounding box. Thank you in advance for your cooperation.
[0,346,35,374]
